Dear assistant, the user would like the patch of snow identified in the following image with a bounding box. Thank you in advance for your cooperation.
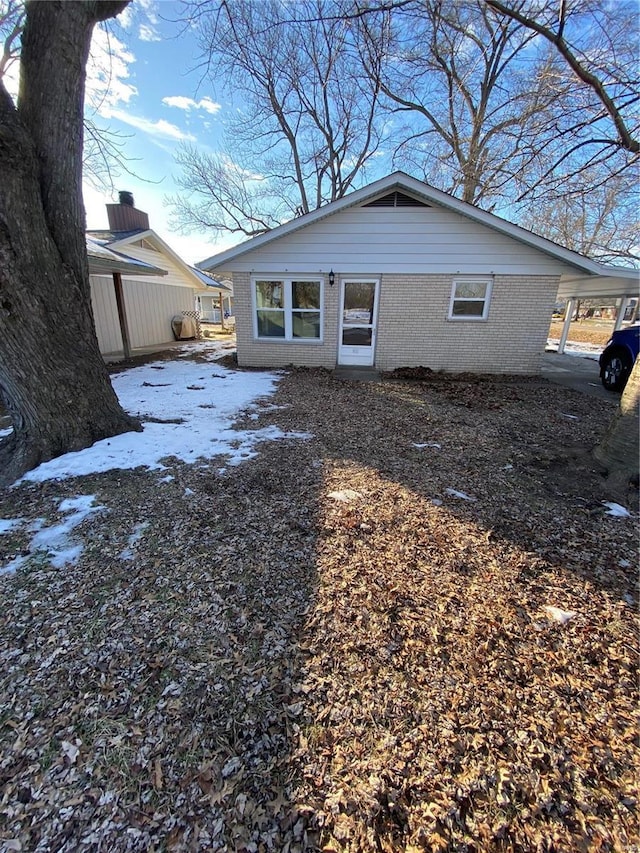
[17,347,312,483]
[0,427,13,438]
[619,559,631,568]
[176,341,233,360]
[157,475,174,483]
[502,464,514,471]
[328,489,362,503]
[0,518,24,534]
[546,339,602,359]
[119,522,149,561]
[413,442,441,449]
[61,740,81,764]
[0,556,28,577]
[430,498,443,506]
[544,605,577,624]
[603,502,631,518]
[1,495,105,576]
[184,488,195,497]
[445,488,477,502]
[560,413,579,420]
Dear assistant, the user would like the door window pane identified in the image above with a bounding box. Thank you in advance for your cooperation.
[343,282,375,324]
[342,327,373,347]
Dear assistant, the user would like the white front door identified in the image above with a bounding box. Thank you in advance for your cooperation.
[338,279,380,366]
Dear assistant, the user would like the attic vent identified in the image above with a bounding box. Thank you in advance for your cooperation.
[364,191,430,208]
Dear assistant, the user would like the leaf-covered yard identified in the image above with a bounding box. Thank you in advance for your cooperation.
[0,359,637,852]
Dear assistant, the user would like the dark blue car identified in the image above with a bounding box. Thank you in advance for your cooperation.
[599,325,640,391]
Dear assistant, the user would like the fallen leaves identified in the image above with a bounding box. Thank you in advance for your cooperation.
[0,365,637,851]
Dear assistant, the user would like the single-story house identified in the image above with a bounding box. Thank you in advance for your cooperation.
[87,192,230,358]
[197,172,639,373]
[190,268,234,324]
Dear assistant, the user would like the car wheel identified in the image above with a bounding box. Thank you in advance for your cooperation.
[601,349,632,392]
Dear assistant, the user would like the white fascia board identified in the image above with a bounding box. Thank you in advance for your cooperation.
[557,273,640,300]
[195,171,628,277]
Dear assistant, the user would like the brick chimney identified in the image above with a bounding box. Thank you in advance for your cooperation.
[106,190,150,231]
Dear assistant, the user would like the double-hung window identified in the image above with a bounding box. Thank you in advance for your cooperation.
[448,278,492,320]
[254,277,323,341]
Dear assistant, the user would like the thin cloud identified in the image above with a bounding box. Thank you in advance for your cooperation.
[86,27,137,116]
[139,24,161,42]
[163,96,222,115]
[106,109,196,141]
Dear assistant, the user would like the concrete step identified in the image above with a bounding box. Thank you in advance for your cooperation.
[332,366,382,382]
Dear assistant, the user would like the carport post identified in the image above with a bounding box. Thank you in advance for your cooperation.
[112,272,132,360]
[558,298,575,354]
[614,297,628,331]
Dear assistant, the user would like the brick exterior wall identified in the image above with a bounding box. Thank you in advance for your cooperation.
[234,272,559,375]
[375,274,559,374]
[234,272,340,368]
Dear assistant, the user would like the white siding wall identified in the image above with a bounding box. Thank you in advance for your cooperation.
[90,275,122,354]
[221,206,579,276]
[90,275,197,354]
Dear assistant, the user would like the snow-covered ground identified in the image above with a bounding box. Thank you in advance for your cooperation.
[1,341,315,575]
[17,340,310,483]
[546,339,603,359]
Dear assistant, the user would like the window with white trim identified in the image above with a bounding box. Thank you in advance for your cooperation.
[448,278,492,320]
[254,278,323,340]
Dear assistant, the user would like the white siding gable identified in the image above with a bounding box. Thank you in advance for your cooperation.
[113,239,198,289]
[219,204,580,276]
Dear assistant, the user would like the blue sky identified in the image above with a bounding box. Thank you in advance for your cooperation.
[83,1,236,265]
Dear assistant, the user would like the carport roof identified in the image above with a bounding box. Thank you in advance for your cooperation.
[557,271,639,300]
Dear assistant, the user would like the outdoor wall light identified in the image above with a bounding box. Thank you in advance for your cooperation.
[329,269,335,286]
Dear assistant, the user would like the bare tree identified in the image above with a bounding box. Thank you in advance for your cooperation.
[1,0,141,195]
[517,173,639,265]
[0,0,23,81]
[169,0,385,238]
[484,0,639,201]
[0,0,138,487]
[357,0,569,208]
[486,0,639,153]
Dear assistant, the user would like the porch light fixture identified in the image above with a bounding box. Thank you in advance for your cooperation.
[329,269,335,286]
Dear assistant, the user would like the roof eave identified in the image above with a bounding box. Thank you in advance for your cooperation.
[88,257,168,277]
[196,171,630,277]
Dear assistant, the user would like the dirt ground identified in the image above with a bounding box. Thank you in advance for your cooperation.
[547,320,614,347]
[0,364,637,852]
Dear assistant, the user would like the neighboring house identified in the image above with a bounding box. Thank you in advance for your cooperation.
[197,172,639,374]
[191,268,234,323]
[87,192,229,357]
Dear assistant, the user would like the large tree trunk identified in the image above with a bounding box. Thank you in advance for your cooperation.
[594,357,640,492]
[0,0,137,486]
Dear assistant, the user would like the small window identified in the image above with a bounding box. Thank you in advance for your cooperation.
[253,277,323,341]
[448,279,492,321]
